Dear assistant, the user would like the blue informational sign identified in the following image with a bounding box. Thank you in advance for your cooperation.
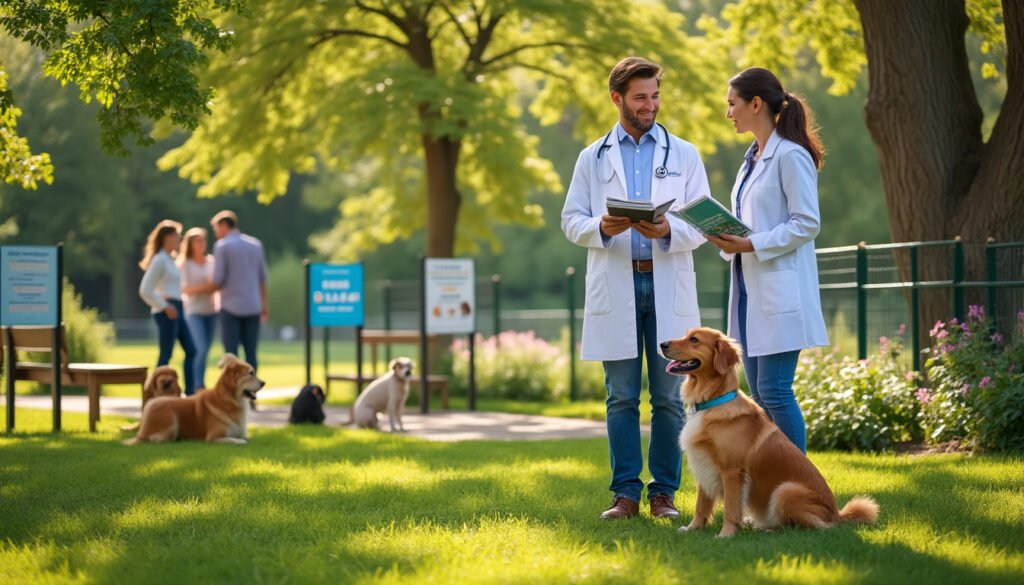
[308,263,364,327]
[1,246,60,326]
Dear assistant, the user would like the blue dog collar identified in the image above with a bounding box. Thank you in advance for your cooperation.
[693,390,738,413]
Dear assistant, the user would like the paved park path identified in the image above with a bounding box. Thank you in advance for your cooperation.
[13,387,625,442]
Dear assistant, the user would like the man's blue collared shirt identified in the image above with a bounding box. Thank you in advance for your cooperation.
[617,123,657,261]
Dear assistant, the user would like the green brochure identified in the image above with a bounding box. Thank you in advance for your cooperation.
[670,195,752,237]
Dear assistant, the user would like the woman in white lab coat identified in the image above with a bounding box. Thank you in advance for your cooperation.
[705,68,829,453]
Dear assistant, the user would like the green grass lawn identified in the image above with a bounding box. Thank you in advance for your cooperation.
[2,407,1023,584]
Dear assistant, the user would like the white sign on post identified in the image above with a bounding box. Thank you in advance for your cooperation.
[424,258,475,334]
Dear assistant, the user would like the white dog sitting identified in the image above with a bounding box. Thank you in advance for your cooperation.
[347,357,414,431]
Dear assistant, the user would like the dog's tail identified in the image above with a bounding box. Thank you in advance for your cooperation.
[119,422,141,433]
[838,496,879,524]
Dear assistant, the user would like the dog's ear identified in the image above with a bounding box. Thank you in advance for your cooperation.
[713,336,741,375]
[389,358,401,371]
[218,353,239,369]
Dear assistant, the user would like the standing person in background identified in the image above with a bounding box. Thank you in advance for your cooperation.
[209,210,269,373]
[561,57,710,520]
[179,227,219,392]
[705,67,830,453]
[138,220,197,395]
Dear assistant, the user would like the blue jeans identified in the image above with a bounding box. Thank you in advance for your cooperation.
[221,310,260,372]
[736,263,806,452]
[186,312,217,390]
[602,271,684,503]
[153,299,197,394]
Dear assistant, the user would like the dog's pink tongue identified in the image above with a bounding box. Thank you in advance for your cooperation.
[665,360,680,374]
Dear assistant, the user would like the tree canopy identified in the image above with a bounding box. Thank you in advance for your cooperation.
[0,0,241,153]
[158,0,738,258]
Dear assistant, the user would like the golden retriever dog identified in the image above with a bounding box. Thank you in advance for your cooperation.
[661,327,878,537]
[143,365,183,406]
[125,354,265,445]
[121,366,183,432]
[344,357,413,431]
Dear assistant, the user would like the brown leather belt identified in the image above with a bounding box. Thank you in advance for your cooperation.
[633,259,653,273]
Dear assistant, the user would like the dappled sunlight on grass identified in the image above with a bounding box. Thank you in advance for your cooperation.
[346,517,683,584]
[751,555,864,584]
[2,408,1023,584]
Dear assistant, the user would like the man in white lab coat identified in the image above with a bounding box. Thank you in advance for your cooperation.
[561,57,709,520]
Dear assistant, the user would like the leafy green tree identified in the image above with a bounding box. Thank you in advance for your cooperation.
[708,0,1021,332]
[0,0,241,154]
[0,69,52,192]
[159,0,735,259]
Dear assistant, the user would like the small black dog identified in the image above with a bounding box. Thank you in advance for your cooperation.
[288,384,327,424]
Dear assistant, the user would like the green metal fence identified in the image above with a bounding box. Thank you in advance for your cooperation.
[334,239,1022,400]
[817,238,1024,370]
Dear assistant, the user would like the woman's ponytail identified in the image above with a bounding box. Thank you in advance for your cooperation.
[776,92,824,170]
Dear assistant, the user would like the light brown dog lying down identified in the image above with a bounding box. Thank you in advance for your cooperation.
[122,365,183,432]
[143,365,183,406]
[125,354,265,445]
[661,327,878,537]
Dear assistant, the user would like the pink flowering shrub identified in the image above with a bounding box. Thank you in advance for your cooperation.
[920,306,1024,450]
[794,331,921,451]
[450,331,570,400]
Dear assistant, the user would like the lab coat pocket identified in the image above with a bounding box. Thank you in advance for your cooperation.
[673,269,699,316]
[760,270,801,315]
[584,272,612,316]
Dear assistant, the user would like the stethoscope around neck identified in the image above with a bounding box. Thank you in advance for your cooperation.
[597,122,671,180]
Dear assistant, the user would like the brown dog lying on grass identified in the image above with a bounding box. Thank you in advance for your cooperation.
[125,354,265,445]
[661,327,878,537]
[121,365,183,432]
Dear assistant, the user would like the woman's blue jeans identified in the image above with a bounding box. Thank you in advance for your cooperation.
[153,299,197,395]
[186,312,217,390]
[602,271,684,503]
[736,264,806,452]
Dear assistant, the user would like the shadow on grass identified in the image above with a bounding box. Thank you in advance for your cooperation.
[1,425,1022,583]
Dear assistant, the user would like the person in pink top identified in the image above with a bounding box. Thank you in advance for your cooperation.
[178,227,219,391]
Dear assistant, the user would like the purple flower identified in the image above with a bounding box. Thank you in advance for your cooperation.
[979,376,993,389]
[992,332,1004,344]
[898,323,907,335]
[960,322,970,333]
[879,336,889,354]
[916,388,932,404]
[930,321,945,338]
[936,329,948,340]
[942,344,955,354]
[960,383,971,396]
[968,305,985,322]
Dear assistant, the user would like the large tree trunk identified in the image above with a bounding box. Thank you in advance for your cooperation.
[854,0,1024,341]
[421,131,461,259]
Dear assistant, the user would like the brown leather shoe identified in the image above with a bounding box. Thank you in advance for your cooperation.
[600,496,640,520]
[650,494,680,519]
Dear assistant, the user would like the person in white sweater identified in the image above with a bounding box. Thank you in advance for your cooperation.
[138,220,197,395]
[178,227,219,391]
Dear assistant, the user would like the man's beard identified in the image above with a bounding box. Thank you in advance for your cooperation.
[623,106,657,133]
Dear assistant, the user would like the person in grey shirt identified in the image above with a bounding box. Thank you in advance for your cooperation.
[208,210,269,372]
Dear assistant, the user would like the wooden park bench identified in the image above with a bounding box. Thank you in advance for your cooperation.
[326,329,450,410]
[2,325,148,432]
